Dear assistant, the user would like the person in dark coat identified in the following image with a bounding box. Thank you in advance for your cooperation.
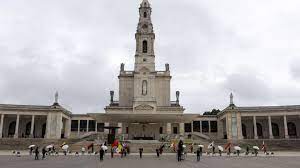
[177,149,182,162]
[199,146,203,156]
[42,147,46,159]
[177,140,183,162]
[196,148,201,161]
[35,147,39,160]
[139,148,143,158]
[156,149,160,157]
[212,146,215,155]
[99,148,104,161]
[246,146,249,155]
[111,147,114,158]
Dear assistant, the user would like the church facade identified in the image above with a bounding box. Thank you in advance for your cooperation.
[0,0,299,142]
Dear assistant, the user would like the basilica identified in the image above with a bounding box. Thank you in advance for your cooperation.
[0,0,299,144]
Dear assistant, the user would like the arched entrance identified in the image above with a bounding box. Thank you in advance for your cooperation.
[25,122,31,136]
[8,121,16,137]
[253,123,263,138]
[272,123,279,137]
[42,123,46,138]
[287,122,297,137]
[257,123,263,137]
[242,124,247,138]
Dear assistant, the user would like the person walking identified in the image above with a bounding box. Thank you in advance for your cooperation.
[81,147,85,155]
[35,147,39,160]
[29,147,33,156]
[177,149,182,162]
[139,148,143,159]
[199,146,203,156]
[111,147,114,158]
[100,148,104,161]
[156,149,160,157]
[246,146,249,155]
[212,146,215,156]
[196,148,201,161]
[177,140,183,162]
[42,147,46,159]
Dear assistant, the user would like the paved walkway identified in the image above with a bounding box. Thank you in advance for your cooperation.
[0,154,300,168]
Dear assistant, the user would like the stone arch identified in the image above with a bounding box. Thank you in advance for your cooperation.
[287,122,297,136]
[142,40,147,53]
[8,121,16,137]
[242,124,247,138]
[271,123,279,137]
[25,122,31,136]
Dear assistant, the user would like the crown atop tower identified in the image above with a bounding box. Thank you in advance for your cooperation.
[141,0,150,7]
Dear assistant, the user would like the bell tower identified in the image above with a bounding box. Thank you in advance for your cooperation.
[134,0,155,72]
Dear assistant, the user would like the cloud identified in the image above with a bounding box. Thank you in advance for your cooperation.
[0,0,300,114]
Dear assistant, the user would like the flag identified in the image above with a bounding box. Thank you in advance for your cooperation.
[208,141,214,149]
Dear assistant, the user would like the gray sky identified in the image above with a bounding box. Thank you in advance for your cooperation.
[0,0,300,114]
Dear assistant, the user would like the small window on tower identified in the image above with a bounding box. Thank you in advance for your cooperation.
[144,12,147,18]
[143,58,147,62]
[143,40,148,53]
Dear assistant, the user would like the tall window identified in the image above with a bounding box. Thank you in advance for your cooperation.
[143,40,148,53]
[142,80,147,95]
[143,12,147,18]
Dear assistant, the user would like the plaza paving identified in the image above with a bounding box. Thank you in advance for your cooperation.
[0,153,300,168]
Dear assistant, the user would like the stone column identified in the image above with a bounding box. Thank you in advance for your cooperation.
[237,112,243,140]
[64,119,71,138]
[200,121,202,133]
[0,114,4,138]
[87,120,89,132]
[253,116,258,139]
[226,114,232,140]
[77,120,80,136]
[118,123,122,134]
[95,122,98,132]
[208,121,211,133]
[166,123,171,135]
[14,114,20,138]
[283,115,289,139]
[179,123,184,136]
[191,121,193,133]
[268,116,274,139]
[104,122,109,134]
[30,115,35,138]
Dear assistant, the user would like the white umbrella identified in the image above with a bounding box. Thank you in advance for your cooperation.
[198,145,204,148]
[28,145,35,148]
[253,146,259,150]
[62,145,69,150]
[46,145,53,149]
[234,146,241,151]
[218,146,224,151]
[101,145,108,150]
[182,145,186,148]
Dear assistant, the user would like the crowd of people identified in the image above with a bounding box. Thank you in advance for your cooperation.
[22,139,272,162]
